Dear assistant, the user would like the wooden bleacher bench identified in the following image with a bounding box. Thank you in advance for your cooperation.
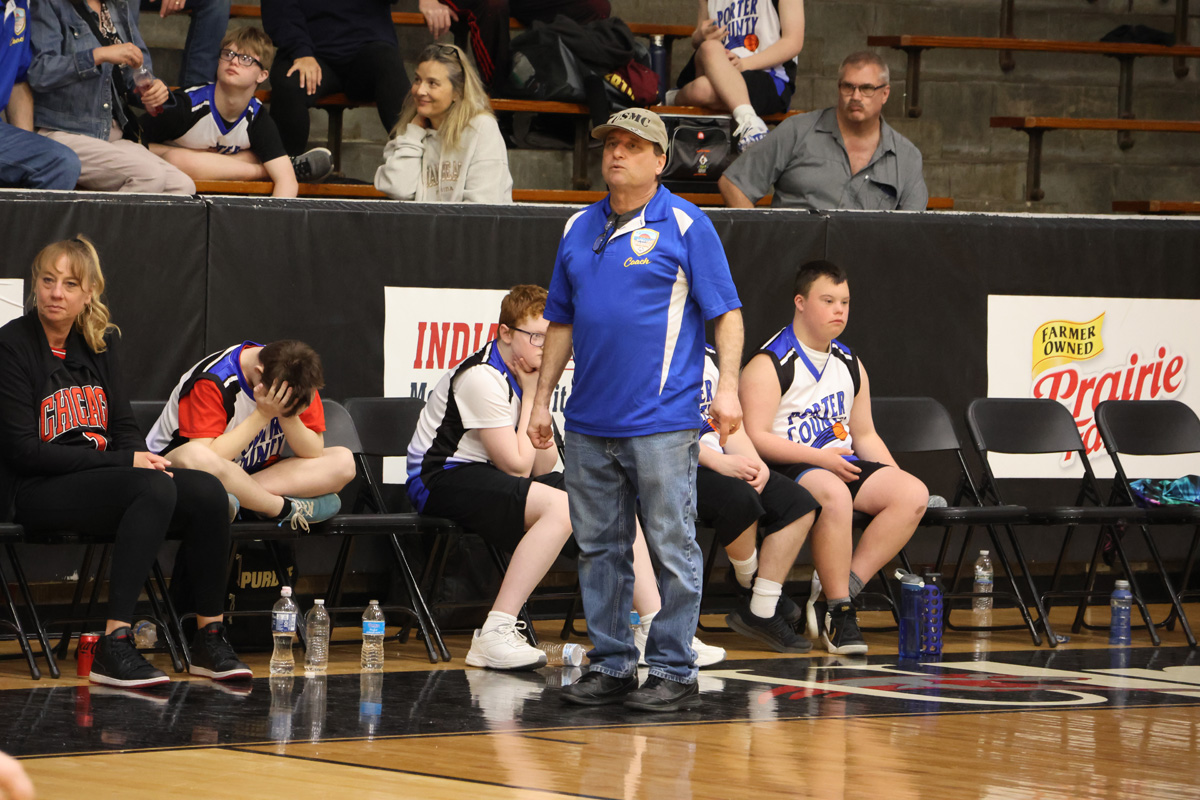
[192,182,953,210]
[990,116,1200,201]
[867,35,1200,118]
[1112,200,1200,215]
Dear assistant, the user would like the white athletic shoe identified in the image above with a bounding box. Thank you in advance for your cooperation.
[804,570,823,641]
[465,621,547,671]
[734,115,769,152]
[633,620,727,668]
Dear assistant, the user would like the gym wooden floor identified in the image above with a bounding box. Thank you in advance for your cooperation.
[2,605,1198,800]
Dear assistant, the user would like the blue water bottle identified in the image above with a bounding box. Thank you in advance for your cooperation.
[920,572,944,658]
[896,570,923,659]
[1109,579,1132,645]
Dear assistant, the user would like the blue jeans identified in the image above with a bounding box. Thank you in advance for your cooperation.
[565,429,702,684]
[138,0,231,88]
[0,123,80,189]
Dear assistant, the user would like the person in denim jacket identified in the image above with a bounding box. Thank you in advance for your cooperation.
[28,0,195,193]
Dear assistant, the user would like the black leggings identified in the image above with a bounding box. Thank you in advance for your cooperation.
[268,41,411,156]
[15,467,231,623]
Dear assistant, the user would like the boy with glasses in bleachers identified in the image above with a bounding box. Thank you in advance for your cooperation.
[740,259,927,654]
[141,27,332,197]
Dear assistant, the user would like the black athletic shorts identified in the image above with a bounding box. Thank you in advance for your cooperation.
[772,458,891,501]
[697,466,820,547]
[675,55,794,117]
[420,463,577,557]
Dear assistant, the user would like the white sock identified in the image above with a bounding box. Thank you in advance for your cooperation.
[750,578,783,619]
[482,610,517,633]
[732,104,756,127]
[728,551,758,589]
[636,609,657,633]
[664,88,680,105]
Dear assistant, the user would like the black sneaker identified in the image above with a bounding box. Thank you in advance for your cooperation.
[823,602,868,655]
[291,147,333,182]
[89,627,170,688]
[560,670,638,706]
[189,622,253,681]
[623,675,700,712]
[725,601,813,653]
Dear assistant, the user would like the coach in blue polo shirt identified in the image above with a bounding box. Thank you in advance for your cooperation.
[0,0,79,189]
[530,108,744,712]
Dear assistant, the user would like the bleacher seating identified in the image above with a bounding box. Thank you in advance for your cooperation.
[867,35,1200,118]
[990,116,1200,201]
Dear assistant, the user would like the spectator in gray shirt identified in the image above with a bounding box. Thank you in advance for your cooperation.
[719,51,928,211]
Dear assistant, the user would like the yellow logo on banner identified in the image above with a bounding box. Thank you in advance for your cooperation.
[1031,313,1105,377]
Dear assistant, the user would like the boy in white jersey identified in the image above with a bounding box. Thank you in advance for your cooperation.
[668,0,805,151]
[740,260,927,654]
[142,27,331,197]
[148,339,355,529]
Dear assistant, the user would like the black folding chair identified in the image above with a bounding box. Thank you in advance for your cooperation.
[967,397,1157,647]
[872,398,1039,644]
[1095,400,1198,646]
[0,524,52,679]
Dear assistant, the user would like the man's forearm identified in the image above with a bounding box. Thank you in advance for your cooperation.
[533,322,573,409]
[713,309,744,392]
[718,175,754,209]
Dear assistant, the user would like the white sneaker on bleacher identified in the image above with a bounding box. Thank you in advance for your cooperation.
[734,116,770,152]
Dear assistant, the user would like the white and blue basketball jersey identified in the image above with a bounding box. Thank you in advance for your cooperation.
[759,324,860,452]
[406,341,522,511]
[708,0,796,92]
[545,184,742,437]
[162,84,262,155]
[698,345,723,453]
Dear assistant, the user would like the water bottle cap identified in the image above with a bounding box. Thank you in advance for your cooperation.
[281,586,293,596]
[369,599,379,605]
[980,550,989,556]
[1115,579,1130,589]
[314,599,324,605]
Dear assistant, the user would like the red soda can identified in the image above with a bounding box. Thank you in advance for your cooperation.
[77,632,100,677]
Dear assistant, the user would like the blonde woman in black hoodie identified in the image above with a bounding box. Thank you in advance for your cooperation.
[0,235,251,688]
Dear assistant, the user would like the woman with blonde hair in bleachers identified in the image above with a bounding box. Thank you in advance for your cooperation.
[374,44,513,204]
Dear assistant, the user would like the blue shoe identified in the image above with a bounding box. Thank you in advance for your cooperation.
[280,493,341,531]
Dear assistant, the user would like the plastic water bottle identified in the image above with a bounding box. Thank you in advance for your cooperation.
[537,641,586,666]
[973,550,995,611]
[132,620,157,649]
[129,66,163,116]
[304,599,330,675]
[360,600,385,672]
[1109,579,1133,645]
[270,586,298,675]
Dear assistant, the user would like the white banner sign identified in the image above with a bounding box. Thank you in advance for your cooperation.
[987,295,1200,479]
[0,279,24,327]
[383,287,573,482]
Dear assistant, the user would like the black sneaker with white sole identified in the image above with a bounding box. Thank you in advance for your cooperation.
[189,622,253,681]
[724,570,804,627]
[291,147,333,182]
[726,601,813,653]
[823,602,868,655]
[89,627,170,688]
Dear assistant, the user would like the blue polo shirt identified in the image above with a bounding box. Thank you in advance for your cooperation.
[1,0,31,112]
[545,185,742,437]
